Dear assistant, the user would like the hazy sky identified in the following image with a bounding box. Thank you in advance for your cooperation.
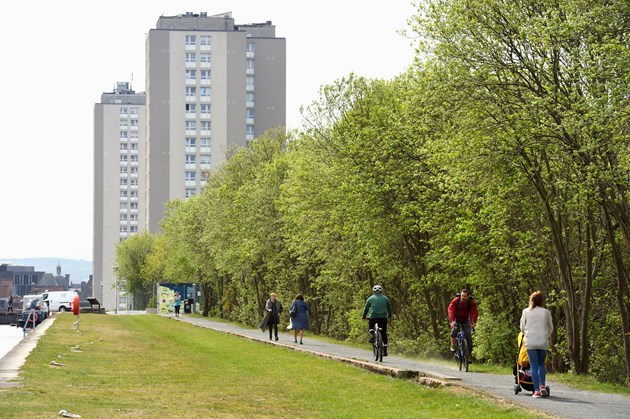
[0,1,418,261]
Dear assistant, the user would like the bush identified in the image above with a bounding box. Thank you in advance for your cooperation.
[473,315,516,365]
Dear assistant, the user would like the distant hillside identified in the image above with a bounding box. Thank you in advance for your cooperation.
[0,258,92,284]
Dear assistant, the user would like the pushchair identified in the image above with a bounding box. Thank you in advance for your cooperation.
[513,332,550,396]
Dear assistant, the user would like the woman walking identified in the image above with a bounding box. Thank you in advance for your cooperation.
[289,294,312,344]
[520,290,553,398]
[260,293,283,341]
[173,292,181,317]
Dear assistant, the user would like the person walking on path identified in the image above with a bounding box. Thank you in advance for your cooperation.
[289,294,311,344]
[520,290,553,399]
[448,288,478,360]
[259,293,283,341]
[173,292,181,317]
[7,295,13,312]
[362,285,392,356]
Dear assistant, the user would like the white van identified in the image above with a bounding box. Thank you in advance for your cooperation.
[43,291,76,312]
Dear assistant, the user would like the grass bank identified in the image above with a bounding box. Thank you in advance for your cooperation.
[0,313,541,418]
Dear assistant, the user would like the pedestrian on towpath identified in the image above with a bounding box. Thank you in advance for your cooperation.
[289,294,311,344]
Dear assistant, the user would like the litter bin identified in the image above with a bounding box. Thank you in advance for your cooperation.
[184,298,193,314]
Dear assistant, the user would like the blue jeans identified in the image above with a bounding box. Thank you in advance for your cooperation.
[526,349,547,391]
[451,321,473,357]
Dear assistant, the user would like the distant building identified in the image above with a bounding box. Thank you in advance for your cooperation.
[93,12,286,310]
[145,11,286,231]
[93,82,146,310]
[28,262,71,294]
[0,263,45,297]
[73,274,94,302]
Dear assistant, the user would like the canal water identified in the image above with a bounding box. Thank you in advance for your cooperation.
[0,325,24,359]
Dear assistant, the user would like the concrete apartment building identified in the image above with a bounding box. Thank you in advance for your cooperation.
[146,11,286,231]
[93,83,146,310]
[93,12,286,310]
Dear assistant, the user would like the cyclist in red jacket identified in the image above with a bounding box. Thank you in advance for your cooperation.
[448,288,478,361]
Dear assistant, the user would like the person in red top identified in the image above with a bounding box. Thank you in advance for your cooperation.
[448,288,478,360]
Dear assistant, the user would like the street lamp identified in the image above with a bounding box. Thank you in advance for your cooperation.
[113,266,119,314]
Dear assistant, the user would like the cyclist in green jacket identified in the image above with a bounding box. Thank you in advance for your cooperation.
[362,285,392,356]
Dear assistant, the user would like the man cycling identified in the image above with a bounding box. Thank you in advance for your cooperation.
[448,288,478,361]
[362,285,392,356]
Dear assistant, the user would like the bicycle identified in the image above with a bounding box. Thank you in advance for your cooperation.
[372,323,384,362]
[453,323,472,372]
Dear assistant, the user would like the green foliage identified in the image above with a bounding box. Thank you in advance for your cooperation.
[114,231,156,309]
[143,0,630,383]
[474,314,518,365]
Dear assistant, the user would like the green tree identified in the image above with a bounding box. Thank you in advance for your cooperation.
[115,231,156,309]
[411,0,630,376]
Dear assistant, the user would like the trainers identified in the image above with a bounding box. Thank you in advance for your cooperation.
[540,385,548,397]
[532,391,542,398]
[450,346,455,352]
[383,348,388,356]
[368,330,375,343]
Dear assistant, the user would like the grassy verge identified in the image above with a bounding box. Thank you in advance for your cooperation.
[0,314,544,418]
[175,313,630,397]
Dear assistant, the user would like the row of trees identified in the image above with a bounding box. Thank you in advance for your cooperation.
[115,0,629,383]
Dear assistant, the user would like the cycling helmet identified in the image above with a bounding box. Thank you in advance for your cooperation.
[372,285,383,293]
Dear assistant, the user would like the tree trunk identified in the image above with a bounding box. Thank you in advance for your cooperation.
[525,162,585,373]
[201,282,211,317]
[603,209,630,377]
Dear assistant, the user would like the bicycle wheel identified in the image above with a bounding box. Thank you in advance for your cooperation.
[376,331,383,362]
[373,330,379,360]
[456,340,463,371]
[462,338,469,372]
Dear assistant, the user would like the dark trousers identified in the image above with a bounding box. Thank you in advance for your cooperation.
[369,318,388,345]
[268,322,278,339]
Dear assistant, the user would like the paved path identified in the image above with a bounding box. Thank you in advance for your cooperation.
[175,315,629,419]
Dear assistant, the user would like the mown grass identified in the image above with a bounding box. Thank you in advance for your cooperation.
[175,313,630,397]
[0,313,544,418]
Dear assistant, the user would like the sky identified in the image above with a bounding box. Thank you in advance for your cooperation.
[0,1,418,261]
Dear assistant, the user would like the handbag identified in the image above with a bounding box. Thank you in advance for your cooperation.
[287,318,293,330]
[290,302,297,318]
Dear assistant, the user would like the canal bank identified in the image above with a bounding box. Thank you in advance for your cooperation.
[0,316,55,388]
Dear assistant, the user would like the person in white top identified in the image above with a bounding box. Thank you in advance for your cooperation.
[520,290,553,398]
